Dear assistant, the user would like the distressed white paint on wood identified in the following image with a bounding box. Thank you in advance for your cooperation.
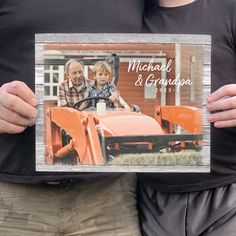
[35,33,211,45]
[36,164,210,173]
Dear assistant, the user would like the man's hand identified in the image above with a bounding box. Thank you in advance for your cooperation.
[0,81,38,134]
[109,91,119,103]
[207,84,236,128]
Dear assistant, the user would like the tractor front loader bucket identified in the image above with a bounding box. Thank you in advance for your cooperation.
[45,107,104,165]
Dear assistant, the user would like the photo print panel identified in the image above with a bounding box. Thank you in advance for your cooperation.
[35,33,211,172]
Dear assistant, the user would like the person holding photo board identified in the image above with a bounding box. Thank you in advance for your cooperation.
[0,0,145,234]
[138,0,236,235]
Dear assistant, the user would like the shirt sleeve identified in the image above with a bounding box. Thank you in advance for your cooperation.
[84,87,91,99]
[57,84,67,107]
[109,82,117,93]
[227,0,236,52]
[233,8,236,51]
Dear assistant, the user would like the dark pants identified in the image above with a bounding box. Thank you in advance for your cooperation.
[138,182,236,236]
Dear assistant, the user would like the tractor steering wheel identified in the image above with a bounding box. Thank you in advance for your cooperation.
[73,96,110,110]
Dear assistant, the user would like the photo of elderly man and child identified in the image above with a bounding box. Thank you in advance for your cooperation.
[35,33,211,173]
[58,59,120,110]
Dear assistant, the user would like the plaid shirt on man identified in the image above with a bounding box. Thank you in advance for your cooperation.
[57,78,91,107]
[84,81,117,108]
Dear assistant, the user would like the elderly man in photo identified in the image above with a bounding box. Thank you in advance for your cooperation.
[58,59,91,107]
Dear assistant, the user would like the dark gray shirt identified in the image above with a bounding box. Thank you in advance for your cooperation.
[0,0,144,183]
[142,0,236,192]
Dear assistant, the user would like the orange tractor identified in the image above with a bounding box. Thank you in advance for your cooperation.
[44,96,202,165]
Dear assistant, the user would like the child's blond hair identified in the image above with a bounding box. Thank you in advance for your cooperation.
[92,61,111,77]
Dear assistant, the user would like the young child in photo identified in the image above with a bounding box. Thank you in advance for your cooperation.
[79,61,119,110]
